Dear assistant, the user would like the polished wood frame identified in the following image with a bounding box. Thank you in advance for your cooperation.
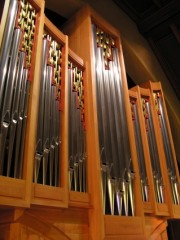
[0,0,10,47]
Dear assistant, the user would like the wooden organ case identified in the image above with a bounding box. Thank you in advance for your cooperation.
[140,81,180,218]
[0,1,180,240]
[31,16,69,208]
[0,0,44,208]
[129,83,180,239]
[62,5,145,240]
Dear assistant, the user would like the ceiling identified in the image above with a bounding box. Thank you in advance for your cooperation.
[113,0,180,100]
[45,0,180,101]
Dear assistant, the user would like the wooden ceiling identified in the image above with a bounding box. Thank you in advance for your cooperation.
[113,0,180,101]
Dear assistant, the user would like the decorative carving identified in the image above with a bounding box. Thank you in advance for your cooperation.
[95,26,115,69]
[44,33,62,105]
[141,97,149,131]
[18,0,37,70]
[68,61,85,123]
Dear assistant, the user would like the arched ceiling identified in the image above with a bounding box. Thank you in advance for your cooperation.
[113,0,180,101]
[45,0,180,101]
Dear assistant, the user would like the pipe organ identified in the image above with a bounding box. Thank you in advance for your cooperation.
[68,57,87,193]
[34,31,63,186]
[92,24,135,217]
[141,96,164,204]
[0,1,179,240]
[130,96,151,204]
[0,0,38,179]
[140,81,180,218]
[154,91,179,205]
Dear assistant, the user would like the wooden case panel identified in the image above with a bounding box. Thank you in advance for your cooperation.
[145,216,168,240]
[0,208,89,240]
[104,215,144,236]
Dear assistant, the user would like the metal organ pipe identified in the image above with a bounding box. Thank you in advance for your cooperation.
[68,61,87,193]
[153,92,180,205]
[34,35,62,186]
[92,24,135,216]
[0,0,37,178]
